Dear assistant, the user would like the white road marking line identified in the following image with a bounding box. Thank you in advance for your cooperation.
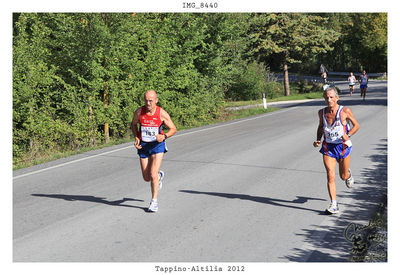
[13,146,131,180]
[173,107,297,138]
[13,107,298,180]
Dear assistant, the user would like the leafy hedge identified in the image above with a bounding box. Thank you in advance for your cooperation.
[12,13,254,163]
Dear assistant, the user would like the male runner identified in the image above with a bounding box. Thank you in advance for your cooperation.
[348,72,356,96]
[313,87,360,214]
[359,70,368,100]
[131,90,177,212]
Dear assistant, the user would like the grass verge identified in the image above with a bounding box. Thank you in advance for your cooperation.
[224,91,323,108]
[14,90,322,170]
[13,106,280,170]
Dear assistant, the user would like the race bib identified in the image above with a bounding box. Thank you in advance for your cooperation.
[325,121,343,143]
[141,126,159,142]
[326,129,340,141]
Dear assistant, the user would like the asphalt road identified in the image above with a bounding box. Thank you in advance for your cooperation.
[13,81,387,262]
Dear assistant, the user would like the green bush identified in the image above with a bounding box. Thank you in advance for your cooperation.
[13,13,251,164]
[226,62,281,101]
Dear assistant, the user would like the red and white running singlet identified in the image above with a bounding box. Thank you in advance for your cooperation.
[138,106,164,142]
[322,105,348,144]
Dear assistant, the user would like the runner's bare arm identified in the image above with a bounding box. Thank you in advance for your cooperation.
[131,108,142,149]
[313,109,324,147]
[342,107,360,141]
[156,109,177,142]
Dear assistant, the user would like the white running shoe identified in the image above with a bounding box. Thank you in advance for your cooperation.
[158,170,164,190]
[345,169,354,188]
[148,199,158,212]
[326,202,339,214]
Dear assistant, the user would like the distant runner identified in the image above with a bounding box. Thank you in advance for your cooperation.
[321,70,328,84]
[320,64,328,84]
[313,87,360,214]
[359,70,368,100]
[348,72,357,96]
[131,90,177,212]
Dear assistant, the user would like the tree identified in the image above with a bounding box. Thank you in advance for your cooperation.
[312,13,387,73]
[249,13,340,96]
[348,13,387,72]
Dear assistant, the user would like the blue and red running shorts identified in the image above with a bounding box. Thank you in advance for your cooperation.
[320,142,352,162]
[137,141,167,158]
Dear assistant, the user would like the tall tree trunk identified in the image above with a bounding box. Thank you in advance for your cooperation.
[283,58,290,96]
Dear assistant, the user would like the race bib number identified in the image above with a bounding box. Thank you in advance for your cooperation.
[141,126,158,142]
[327,130,340,140]
[325,123,342,143]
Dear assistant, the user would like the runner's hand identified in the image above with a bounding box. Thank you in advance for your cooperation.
[156,134,165,143]
[342,133,350,141]
[313,140,321,147]
[134,137,142,149]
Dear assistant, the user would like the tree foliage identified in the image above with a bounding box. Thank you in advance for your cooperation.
[12,13,251,162]
[310,13,388,73]
[249,13,340,95]
[12,13,387,164]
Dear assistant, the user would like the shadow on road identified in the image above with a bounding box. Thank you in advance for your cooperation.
[179,190,326,214]
[31,194,148,211]
[296,97,387,108]
[282,139,387,262]
[296,84,387,108]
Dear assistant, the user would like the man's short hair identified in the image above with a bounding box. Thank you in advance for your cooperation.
[324,87,339,97]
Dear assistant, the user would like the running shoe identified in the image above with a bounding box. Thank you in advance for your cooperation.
[326,202,339,214]
[148,199,158,212]
[158,170,164,190]
[345,169,354,188]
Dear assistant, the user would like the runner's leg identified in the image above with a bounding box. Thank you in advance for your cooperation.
[139,157,151,182]
[361,87,366,100]
[148,153,164,200]
[323,155,337,201]
[339,154,351,181]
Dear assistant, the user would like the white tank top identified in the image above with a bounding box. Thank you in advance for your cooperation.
[323,106,348,144]
[349,76,356,85]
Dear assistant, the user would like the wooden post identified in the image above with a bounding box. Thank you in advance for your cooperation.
[104,82,110,143]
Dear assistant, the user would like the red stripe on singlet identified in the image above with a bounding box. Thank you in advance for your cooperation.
[342,125,347,155]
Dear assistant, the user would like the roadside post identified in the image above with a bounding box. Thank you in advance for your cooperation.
[263,93,267,109]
